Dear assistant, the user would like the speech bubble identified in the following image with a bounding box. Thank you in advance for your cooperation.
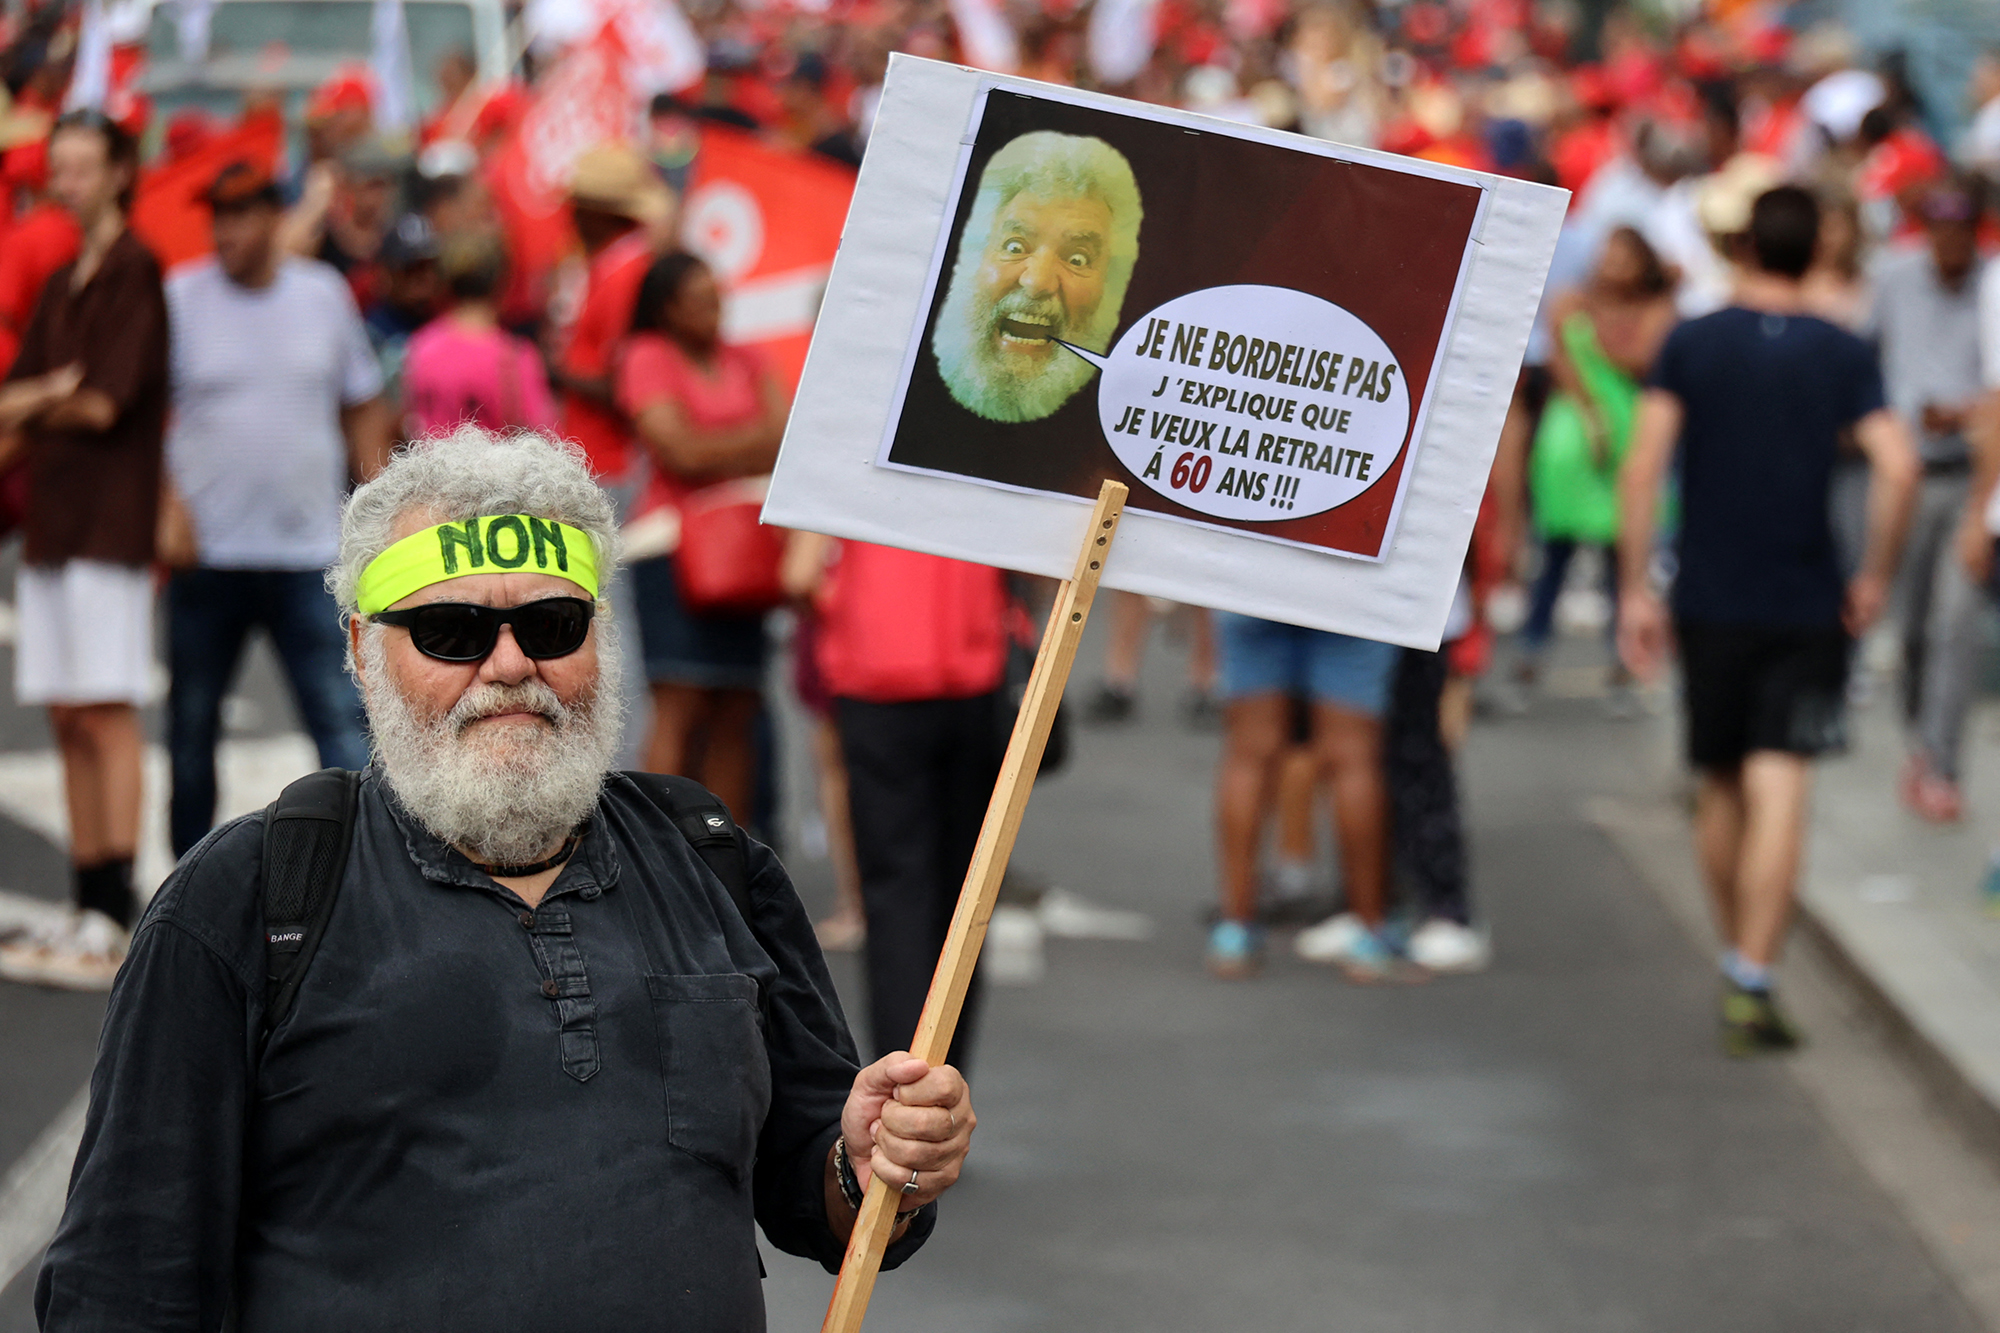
[1059,285,1411,522]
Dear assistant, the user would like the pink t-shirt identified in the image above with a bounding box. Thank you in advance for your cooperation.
[403,317,558,437]
[615,332,768,516]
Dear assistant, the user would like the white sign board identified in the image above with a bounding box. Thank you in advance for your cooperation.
[765,55,1565,649]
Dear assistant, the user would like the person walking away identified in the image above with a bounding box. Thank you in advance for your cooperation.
[35,428,975,1330]
[1519,226,1676,700]
[617,252,786,822]
[808,538,1007,1070]
[1867,179,1987,822]
[0,112,166,988]
[159,161,391,859]
[1209,615,1398,980]
[1618,185,1918,1055]
[403,231,556,436]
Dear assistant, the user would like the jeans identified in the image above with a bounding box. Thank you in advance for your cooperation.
[1897,471,1986,779]
[1521,539,1618,654]
[168,568,370,858]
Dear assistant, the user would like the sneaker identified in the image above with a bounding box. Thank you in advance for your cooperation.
[1206,919,1262,979]
[1084,684,1136,725]
[1720,984,1801,1057]
[0,910,129,991]
[1294,911,1366,964]
[1899,753,1964,824]
[1408,918,1491,973]
[1296,913,1407,983]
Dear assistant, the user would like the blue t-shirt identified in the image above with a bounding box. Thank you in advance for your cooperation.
[1648,307,1886,627]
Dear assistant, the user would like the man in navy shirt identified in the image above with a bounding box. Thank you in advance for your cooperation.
[1617,185,1918,1055]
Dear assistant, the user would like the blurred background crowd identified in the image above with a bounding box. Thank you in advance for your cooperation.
[1,0,1998,1024]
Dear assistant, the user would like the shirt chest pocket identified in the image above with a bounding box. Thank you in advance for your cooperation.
[647,973,772,1185]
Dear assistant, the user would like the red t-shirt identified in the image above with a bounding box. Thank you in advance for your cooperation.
[614,332,768,518]
[559,230,655,479]
[813,541,1008,703]
[0,204,82,372]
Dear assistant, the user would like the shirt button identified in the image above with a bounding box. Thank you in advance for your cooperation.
[540,979,559,999]
[519,911,535,928]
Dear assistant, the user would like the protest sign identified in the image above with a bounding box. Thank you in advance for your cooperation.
[764,55,1565,649]
[772,57,1564,1331]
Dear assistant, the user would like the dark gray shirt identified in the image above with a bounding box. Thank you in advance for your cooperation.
[1867,246,1985,466]
[36,769,931,1331]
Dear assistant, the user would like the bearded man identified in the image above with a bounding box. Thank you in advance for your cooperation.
[36,428,975,1331]
[932,130,1143,423]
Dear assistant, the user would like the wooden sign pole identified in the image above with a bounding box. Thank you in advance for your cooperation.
[820,479,1129,1333]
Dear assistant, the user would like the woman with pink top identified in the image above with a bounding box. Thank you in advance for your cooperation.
[616,251,787,822]
[401,233,556,436]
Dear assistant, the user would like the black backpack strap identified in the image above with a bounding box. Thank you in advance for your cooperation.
[260,768,361,1044]
[624,771,756,929]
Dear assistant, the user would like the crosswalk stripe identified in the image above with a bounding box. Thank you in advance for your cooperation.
[0,1084,87,1293]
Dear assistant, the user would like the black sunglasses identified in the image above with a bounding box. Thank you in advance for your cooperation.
[370,597,595,663]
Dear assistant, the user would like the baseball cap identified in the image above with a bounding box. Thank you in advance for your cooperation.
[306,66,375,123]
[379,213,440,270]
[206,160,282,210]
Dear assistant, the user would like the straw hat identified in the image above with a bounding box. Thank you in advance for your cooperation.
[1696,153,1785,239]
[567,141,673,225]
[0,88,53,152]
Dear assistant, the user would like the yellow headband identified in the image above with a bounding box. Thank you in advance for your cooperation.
[356,515,601,615]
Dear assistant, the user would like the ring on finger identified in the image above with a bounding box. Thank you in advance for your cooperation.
[901,1169,921,1196]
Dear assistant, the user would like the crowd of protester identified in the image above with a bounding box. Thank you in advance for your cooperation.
[0,0,1995,1061]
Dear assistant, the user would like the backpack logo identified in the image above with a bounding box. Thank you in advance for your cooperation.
[704,815,727,831]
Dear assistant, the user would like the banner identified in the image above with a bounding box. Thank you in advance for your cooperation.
[764,57,1565,647]
[130,108,285,270]
[486,23,631,314]
[684,126,855,391]
[370,0,415,134]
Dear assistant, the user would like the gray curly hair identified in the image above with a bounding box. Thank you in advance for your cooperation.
[330,426,622,617]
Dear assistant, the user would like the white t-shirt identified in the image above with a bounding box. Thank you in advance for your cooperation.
[166,258,384,569]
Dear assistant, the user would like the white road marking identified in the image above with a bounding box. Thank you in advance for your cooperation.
[0,1084,87,1293]
[0,734,322,901]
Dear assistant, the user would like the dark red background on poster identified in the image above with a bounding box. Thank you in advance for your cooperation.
[884,88,1484,557]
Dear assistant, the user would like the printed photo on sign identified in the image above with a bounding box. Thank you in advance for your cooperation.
[875,86,1486,561]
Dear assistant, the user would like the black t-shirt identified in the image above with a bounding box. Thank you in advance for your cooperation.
[1649,306,1887,628]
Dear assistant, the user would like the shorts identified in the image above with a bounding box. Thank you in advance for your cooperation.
[630,555,769,690]
[1214,612,1398,718]
[15,560,156,707]
[1677,620,1849,770]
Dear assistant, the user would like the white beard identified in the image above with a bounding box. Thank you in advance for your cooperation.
[932,268,1103,424]
[360,624,625,866]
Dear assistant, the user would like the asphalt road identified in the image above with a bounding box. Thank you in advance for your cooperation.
[0,616,1991,1331]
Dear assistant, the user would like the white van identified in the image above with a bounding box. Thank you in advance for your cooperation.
[139,0,516,137]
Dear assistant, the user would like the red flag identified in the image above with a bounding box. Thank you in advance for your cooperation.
[486,24,634,320]
[129,107,284,271]
[683,126,855,391]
